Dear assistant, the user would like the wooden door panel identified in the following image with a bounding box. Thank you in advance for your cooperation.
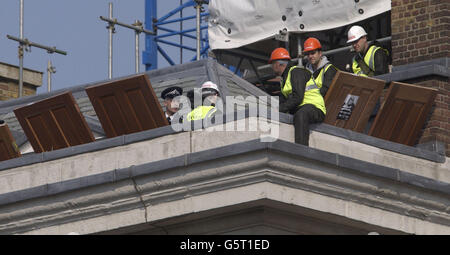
[51,106,86,147]
[324,71,385,133]
[124,88,158,130]
[86,74,169,138]
[116,88,145,132]
[331,84,353,129]
[26,114,61,151]
[0,123,21,161]
[122,84,166,128]
[14,92,95,153]
[369,82,438,146]
[98,93,130,137]
[0,141,12,162]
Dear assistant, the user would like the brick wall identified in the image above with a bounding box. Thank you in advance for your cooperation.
[412,76,450,156]
[0,62,42,101]
[391,0,449,65]
[391,0,449,156]
[0,79,37,100]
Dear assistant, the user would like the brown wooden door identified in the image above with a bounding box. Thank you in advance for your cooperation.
[14,92,95,153]
[368,82,438,146]
[85,74,168,138]
[0,123,21,161]
[324,71,385,133]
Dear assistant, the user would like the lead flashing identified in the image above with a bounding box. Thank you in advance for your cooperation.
[376,58,450,83]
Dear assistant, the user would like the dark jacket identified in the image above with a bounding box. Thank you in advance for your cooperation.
[305,56,338,97]
[353,41,389,76]
[279,62,312,114]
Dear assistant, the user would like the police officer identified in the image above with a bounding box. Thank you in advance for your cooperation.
[161,86,183,124]
[347,25,389,77]
[269,47,326,146]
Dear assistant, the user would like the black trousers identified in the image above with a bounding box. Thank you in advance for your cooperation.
[293,104,325,146]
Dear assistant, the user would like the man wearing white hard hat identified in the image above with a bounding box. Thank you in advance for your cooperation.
[187,81,221,121]
[347,25,389,77]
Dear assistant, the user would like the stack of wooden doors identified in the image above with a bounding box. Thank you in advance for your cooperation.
[324,71,437,146]
[0,71,439,163]
[0,74,168,162]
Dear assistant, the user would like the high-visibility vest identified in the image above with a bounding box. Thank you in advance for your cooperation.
[281,66,326,115]
[352,45,382,77]
[187,105,216,121]
[306,63,333,91]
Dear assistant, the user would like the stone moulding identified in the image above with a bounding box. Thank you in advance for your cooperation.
[0,139,448,234]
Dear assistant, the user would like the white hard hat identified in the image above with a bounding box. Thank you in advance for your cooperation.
[201,81,220,94]
[347,25,367,43]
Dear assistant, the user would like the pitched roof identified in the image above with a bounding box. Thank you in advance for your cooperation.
[0,59,270,146]
[0,58,445,164]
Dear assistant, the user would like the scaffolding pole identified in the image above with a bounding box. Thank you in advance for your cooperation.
[180,0,183,64]
[256,36,392,71]
[7,35,68,55]
[7,34,67,96]
[19,0,24,98]
[135,20,140,73]
[47,60,56,92]
[108,3,114,79]
[195,2,201,60]
[100,4,155,76]
[9,0,66,98]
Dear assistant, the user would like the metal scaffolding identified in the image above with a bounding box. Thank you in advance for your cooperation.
[143,0,210,70]
[100,3,155,79]
[6,0,67,97]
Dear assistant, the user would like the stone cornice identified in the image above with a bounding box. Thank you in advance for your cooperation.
[0,140,448,234]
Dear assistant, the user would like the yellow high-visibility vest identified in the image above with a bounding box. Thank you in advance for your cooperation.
[306,63,333,90]
[281,66,326,114]
[187,105,216,121]
[352,45,382,77]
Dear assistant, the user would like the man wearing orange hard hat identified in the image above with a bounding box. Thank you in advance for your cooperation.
[302,37,338,98]
[269,47,326,146]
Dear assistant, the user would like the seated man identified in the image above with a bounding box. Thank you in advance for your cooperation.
[303,37,338,98]
[269,47,326,146]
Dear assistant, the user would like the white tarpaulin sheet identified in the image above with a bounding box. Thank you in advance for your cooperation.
[208,0,391,50]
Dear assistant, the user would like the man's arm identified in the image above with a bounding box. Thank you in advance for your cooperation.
[279,68,310,113]
[374,49,389,76]
[320,66,337,97]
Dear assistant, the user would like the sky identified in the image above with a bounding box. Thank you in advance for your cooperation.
[0,0,202,94]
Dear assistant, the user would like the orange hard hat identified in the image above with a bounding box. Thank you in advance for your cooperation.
[303,37,322,52]
[268,47,291,63]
